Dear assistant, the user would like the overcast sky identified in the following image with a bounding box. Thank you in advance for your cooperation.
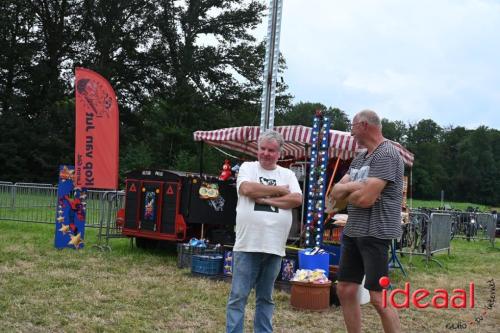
[255,0,500,129]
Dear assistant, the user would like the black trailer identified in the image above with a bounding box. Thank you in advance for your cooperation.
[122,169,237,247]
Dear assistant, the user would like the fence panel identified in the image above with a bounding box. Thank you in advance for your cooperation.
[0,183,57,224]
[0,182,14,220]
[94,191,127,250]
[0,183,124,230]
[429,213,452,255]
[476,213,496,246]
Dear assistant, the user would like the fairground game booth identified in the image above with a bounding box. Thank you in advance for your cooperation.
[122,125,414,248]
[122,169,238,248]
[192,125,414,244]
[122,124,414,303]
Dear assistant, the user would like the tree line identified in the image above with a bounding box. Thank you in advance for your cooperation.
[1,1,499,206]
[277,103,500,206]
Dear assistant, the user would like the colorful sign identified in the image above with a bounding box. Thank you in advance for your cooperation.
[223,251,233,276]
[281,258,296,281]
[54,165,87,249]
[75,67,119,189]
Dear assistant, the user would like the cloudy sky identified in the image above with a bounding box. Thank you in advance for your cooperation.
[255,0,500,129]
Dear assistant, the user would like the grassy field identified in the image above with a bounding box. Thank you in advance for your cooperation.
[409,199,491,212]
[0,221,498,333]
[0,190,111,227]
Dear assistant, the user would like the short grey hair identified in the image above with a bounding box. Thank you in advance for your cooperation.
[258,130,284,151]
[356,109,382,129]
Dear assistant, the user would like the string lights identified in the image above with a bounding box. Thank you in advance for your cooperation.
[305,112,331,247]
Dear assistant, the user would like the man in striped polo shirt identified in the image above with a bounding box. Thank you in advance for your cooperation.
[332,110,403,333]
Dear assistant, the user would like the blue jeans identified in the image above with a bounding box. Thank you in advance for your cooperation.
[226,251,282,333]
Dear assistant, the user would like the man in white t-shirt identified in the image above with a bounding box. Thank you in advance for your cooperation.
[226,130,302,333]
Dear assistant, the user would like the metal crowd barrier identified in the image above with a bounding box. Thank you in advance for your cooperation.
[428,213,453,258]
[398,210,453,267]
[475,213,497,247]
[0,182,124,232]
[0,182,57,224]
[93,190,127,251]
[450,211,496,246]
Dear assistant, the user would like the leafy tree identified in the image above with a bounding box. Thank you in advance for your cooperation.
[1,0,285,180]
[406,119,445,199]
[0,1,36,179]
[138,0,287,167]
[76,0,155,108]
[2,1,500,207]
[381,119,407,144]
[0,0,76,181]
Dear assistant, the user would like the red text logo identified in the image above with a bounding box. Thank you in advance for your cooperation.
[379,276,475,309]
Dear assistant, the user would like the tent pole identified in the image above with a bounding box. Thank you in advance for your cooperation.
[326,157,340,197]
[199,141,204,177]
[199,141,204,239]
[299,144,309,247]
[410,168,413,209]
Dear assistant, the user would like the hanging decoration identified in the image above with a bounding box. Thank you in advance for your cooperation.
[199,182,220,200]
[218,159,232,181]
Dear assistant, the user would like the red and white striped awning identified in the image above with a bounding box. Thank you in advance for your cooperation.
[193,125,414,167]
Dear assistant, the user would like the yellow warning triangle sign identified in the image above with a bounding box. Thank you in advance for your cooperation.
[129,183,137,192]
[166,185,174,195]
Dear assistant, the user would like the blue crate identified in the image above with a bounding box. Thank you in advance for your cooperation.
[321,244,342,265]
[299,249,330,278]
[191,254,223,275]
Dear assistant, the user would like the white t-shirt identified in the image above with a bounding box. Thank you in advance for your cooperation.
[233,161,302,256]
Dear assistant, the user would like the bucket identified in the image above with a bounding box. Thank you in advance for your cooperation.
[358,276,370,305]
[290,281,332,311]
[298,249,330,278]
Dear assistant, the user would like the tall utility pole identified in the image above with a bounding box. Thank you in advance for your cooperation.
[259,0,283,133]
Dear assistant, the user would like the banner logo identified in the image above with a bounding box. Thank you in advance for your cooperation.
[75,68,119,189]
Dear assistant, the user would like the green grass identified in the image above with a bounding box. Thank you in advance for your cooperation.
[0,190,107,226]
[410,199,490,211]
[0,221,499,332]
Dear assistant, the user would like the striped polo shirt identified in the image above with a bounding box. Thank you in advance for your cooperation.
[344,140,404,239]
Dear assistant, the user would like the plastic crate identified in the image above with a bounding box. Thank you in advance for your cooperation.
[191,254,223,276]
[321,244,342,266]
[299,250,330,278]
[177,243,205,268]
[176,243,223,268]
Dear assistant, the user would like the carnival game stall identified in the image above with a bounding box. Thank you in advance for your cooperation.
[193,125,414,217]
[193,125,413,171]
[193,125,415,289]
[121,169,238,249]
